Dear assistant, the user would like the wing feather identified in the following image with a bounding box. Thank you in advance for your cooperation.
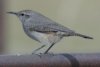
[29,23,75,35]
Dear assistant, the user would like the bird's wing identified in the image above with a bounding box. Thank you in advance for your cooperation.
[28,13,75,35]
[29,23,75,35]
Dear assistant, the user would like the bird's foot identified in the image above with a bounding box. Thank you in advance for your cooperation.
[31,52,55,58]
[44,52,55,56]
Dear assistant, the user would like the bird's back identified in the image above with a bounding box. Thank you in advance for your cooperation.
[26,10,75,34]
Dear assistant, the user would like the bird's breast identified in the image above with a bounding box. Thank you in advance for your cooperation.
[29,31,62,45]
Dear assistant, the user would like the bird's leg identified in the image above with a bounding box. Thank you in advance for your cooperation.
[44,43,55,54]
[32,45,45,54]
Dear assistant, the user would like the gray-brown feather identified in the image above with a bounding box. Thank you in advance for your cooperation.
[20,10,93,39]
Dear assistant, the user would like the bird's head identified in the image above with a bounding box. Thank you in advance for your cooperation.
[7,10,35,23]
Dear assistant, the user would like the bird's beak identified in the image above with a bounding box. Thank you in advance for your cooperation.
[7,12,18,15]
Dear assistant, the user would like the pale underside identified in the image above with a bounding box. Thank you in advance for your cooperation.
[30,31,63,45]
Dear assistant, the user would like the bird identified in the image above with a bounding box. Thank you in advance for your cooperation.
[8,10,93,54]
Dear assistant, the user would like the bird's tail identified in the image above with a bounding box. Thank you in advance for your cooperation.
[74,33,93,39]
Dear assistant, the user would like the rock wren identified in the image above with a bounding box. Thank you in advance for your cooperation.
[8,10,93,54]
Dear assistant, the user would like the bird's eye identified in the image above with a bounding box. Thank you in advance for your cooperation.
[20,13,24,16]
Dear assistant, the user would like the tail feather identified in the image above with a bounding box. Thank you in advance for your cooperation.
[75,33,93,39]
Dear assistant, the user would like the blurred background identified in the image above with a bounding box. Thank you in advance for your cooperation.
[0,0,99,54]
